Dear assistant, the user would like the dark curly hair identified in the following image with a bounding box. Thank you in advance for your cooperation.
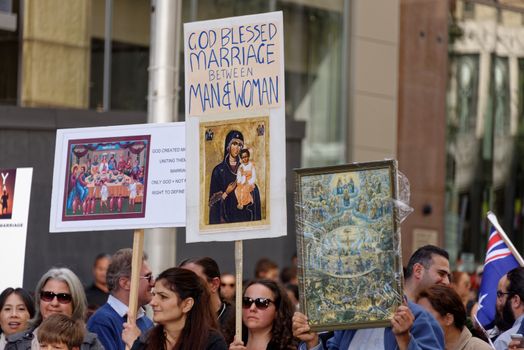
[242,279,297,349]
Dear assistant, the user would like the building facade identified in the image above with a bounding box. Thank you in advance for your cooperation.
[2,0,521,287]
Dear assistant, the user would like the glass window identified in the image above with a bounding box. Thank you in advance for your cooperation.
[90,39,149,111]
[0,0,19,105]
[181,0,346,167]
[446,0,524,264]
[90,0,346,169]
[89,0,150,111]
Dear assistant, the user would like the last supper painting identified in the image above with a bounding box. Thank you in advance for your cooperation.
[62,135,150,221]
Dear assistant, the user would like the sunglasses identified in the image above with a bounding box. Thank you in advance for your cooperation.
[40,291,73,304]
[221,283,235,287]
[497,290,511,298]
[242,297,274,310]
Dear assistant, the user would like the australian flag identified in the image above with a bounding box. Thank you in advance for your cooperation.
[476,225,520,328]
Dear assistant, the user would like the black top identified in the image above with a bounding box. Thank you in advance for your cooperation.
[85,284,109,310]
[218,300,235,344]
[131,329,227,350]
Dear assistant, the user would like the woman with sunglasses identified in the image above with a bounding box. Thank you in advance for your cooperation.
[5,268,104,350]
[0,288,35,349]
[122,267,227,349]
[229,279,297,350]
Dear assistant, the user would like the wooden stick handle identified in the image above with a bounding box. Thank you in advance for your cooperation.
[235,240,243,339]
[126,229,145,350]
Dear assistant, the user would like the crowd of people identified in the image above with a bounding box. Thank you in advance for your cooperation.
[1,245,524,349]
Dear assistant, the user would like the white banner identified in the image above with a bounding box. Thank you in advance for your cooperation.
[0,168,33,291]
[50,123,186,232]
[184,11,287,242]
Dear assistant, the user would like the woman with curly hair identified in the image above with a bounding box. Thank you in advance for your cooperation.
[122,267,227,350]
[229,279,297,350]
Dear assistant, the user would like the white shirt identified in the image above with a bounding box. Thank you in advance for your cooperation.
[494,314,524,350]
[107,294,146,320]
[0,333,7,349]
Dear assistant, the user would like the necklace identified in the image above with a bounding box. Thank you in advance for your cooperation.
[217,302,226,319]
[164,330,176,347]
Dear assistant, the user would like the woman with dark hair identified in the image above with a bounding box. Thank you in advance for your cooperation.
[229,279,297,350]
[416,284,490,350]
[0,288,35,348]
[5,268,103,350]
[122,267,227,350]
[179,257,235,344]
[208,129,261,224]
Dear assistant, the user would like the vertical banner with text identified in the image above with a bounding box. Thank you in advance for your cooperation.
[184,11,287,242]
[0,168,33,291]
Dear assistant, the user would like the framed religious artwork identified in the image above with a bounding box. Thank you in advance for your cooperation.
[62,135,151,221]
[295,160,404,331]
[199,116,270,231]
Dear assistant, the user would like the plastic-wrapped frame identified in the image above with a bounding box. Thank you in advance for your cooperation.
[294,159,412,331]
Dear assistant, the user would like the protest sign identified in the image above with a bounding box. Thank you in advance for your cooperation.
[184,11,286,243]
[0,168,33,291]
[185,13,283,116]
[50,123,186,232]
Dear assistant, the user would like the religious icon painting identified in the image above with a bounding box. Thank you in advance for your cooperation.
[199,116,270,231]
[0,168,17,219]
[295,160,404,331]
[62,135,151,221]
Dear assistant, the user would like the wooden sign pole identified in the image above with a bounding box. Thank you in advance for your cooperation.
[235,240,243,340]
[125,229,145,350]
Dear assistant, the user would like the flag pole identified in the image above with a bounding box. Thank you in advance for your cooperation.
[487,211,524,267]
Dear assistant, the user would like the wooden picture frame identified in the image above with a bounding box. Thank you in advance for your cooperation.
[295,160,403,331]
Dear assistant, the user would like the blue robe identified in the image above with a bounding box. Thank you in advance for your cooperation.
[209,156,261,224]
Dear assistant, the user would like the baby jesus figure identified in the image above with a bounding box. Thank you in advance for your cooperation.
[235,149,256,210]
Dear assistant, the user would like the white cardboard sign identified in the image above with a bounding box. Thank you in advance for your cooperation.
[0,168,33,290]
[184,11,287,242]
[50,123,186,232]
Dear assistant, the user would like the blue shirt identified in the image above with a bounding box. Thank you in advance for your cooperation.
[87,296,153,350]
[299,301,445,350]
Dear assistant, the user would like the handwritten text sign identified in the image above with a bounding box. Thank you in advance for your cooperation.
[184,12,284,116]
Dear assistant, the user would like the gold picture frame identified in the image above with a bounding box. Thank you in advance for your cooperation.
[295,160,403,331]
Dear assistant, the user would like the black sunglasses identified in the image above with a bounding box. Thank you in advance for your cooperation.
[40,291,73,304]
[242,297,273,310]
[221,283,235,287]
[497,290,511,298]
